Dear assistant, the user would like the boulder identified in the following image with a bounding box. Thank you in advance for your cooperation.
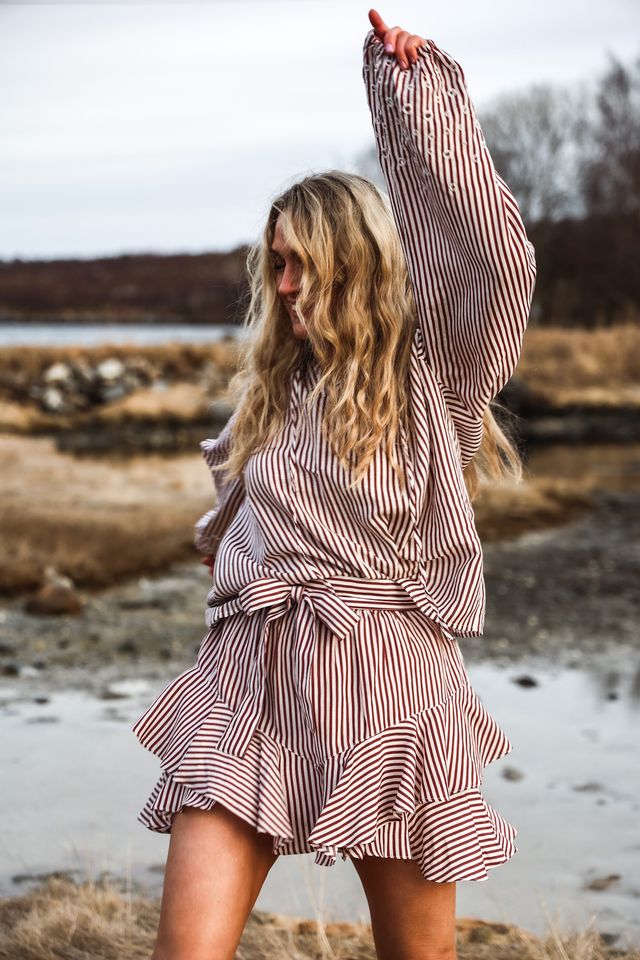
[24,569,83,616]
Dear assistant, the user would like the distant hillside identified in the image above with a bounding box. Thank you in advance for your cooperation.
[0,249,250,325]
[3,213,640,330]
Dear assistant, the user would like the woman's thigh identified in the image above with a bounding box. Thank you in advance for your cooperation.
[152,803,279,960]
[350,854,457,960]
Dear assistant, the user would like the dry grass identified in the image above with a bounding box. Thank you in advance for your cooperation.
[473,474,596,541]
[96,383,212,424]
[0,434,598,597]
[2,326,640,431]
[519,325,640,405]
[0,434,214,595]
[0,874,635,960]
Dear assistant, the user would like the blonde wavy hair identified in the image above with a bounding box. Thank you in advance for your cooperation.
[215,170,523,501]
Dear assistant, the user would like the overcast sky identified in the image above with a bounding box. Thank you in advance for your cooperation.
[1,0,639,261]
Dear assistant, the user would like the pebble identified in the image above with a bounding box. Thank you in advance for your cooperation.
[502,766,525,782]
[116,639,138,655]
[513,674,538,688]
[573,781,604,793]
[584,873,621,892]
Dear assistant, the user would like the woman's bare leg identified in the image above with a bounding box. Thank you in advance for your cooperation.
[151,803,279,960]
[350,854,457,960]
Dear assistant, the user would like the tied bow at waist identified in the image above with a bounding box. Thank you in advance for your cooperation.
[204,575,453,759]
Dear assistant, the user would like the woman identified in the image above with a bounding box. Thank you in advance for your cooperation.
[132,8,536,959]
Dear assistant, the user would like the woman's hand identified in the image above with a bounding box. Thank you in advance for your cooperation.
[368,9,427,71]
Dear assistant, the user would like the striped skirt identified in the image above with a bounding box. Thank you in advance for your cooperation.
[131,575,517,881]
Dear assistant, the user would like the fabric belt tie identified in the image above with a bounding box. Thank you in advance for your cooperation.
[203,575,452,759]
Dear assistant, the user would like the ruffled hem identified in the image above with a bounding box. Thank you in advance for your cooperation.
[133,680,517,883]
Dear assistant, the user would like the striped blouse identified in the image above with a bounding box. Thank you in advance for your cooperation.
[193,28,536,642]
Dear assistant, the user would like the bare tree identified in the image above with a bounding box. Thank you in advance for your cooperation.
[355,82,588,224]
[478,83,588,223]
[355,52,640,328]
[579,52,640,216]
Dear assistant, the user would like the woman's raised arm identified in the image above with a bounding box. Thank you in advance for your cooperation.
[362,11,536,434]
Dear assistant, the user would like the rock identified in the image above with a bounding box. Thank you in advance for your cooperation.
[96,358,126,381]
[599,932,620,946]
[11,869,77,885]
[43,362,73,385]
[116,597,155,610]
[99,382,129,403]
[467,924,496,943]
[24,583,83,616]
[584,873,621,892]
[502,766,525,782]
[99,688,128,701]
[513,674,539,688]
[41,386,69,413]
[117,639,138,655]
[2,663,19,676]
[456,918,525,946]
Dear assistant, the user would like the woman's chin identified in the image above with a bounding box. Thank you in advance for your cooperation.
[291,321,308,339]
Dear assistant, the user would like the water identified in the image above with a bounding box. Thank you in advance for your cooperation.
[0,322,243,347]
[1,651,638,947]
[527,442,640,493]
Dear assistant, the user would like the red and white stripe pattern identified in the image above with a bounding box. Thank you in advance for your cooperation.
[133,584,515,878]
[363,29,536,427]
[132,29,535,882]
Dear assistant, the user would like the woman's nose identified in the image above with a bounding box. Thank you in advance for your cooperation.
[279,264,299,297]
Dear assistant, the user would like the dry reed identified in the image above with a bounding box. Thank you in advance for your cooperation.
[0,873,636,960]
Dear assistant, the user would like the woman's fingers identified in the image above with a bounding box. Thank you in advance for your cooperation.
[367,11,426,70]
[368,8,389,39]
[383,29,425,69]
[395,30,412,67]
[405,35,427,64]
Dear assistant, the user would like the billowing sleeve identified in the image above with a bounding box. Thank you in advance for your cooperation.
[193,409,245,556]
[362,29,536,455]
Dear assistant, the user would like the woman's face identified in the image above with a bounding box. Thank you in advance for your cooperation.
[271,214,308,339]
